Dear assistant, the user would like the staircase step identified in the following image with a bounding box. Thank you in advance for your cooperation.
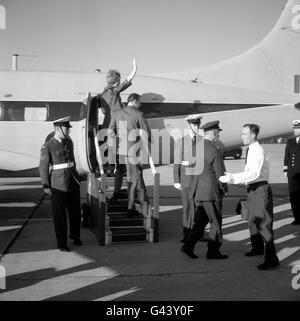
[108,227,150,243]
[107,204,128,212]
[107,212,143,219]
[108,217,145,227]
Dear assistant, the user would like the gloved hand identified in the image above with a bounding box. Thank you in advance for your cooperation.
[174,183,182,190]
[44,188,52,195]
[219,173,233,184]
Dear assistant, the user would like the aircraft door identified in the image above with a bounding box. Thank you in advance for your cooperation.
[80,93,107,245]
[78,93,99,174]
[86,93,99,172]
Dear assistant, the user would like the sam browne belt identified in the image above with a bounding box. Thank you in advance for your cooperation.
[52,162,74,170]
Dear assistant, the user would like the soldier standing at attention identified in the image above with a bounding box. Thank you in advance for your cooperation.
[173,114,208,243]
[283,120,300,225]
[39,117,82,252]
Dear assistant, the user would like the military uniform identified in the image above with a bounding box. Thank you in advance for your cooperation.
[39,117,81,250]
[173,114,208,241]
[284,120,300,224]
[182,121,228,259]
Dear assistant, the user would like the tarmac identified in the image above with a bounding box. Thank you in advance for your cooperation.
[0,144,300,301]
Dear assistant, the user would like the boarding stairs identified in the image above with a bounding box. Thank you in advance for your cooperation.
[103,175,158,244]
[82,128,160,245]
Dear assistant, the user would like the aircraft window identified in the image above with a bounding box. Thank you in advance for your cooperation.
[0,101,84,121]
[140,103,198,118]
[140,103,165,118]
[8,102,25,121]
[24,107,48,121]
[47,102,83,121]
[0,102,5,120]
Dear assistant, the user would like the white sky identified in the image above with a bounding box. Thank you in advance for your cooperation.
[0,0,287,74]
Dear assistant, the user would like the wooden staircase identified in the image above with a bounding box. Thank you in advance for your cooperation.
[83,170,160,245]
[104,178,155,244]
[82,123,160,245]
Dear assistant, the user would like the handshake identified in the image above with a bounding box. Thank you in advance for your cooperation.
[219,172,233,184]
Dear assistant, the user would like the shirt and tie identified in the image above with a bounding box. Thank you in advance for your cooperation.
[231,141,269,185]
[192,134,197,144]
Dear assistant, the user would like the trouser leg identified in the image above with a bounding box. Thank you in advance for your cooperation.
[181,188,193,230]
[66,187,81,240]
[248,185,278,261]
[248,188,266,252]
[113,155,126,195]
[51,192,68,248]
[202,201,223,253]
[136,165,149,204]
[127,161,138,210]
[288,176,300,221]
[183,203,209,251]
[248,220,265,252]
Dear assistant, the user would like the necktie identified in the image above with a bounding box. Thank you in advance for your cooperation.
[192,135,196,156]
[245,147,249,165]
[245,147,249,166]
[192,135,196,145]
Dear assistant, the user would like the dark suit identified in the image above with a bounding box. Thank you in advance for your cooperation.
[174,134,206,238]
[99,79,132,129]
[183,139,227,254]
[284,137,300,222]
[109,105,151,209]
[39,136,81,248]
[97,80,132,175]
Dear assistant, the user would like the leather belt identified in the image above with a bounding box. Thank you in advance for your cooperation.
[52,162,74,170]
[247,181,268,191]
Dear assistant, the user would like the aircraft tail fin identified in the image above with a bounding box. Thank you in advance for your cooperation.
[159,0,300,95]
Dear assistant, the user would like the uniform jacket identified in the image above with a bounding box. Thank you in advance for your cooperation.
[284,137,300,178]
[173,134,203,188]
[108,105,151,157]
[39,136,80,192]
[99,79,132,129]
[191,139,227,201]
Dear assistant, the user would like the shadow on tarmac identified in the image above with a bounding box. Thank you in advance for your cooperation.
[1,180,299,300]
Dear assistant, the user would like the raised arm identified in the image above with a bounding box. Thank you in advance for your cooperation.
[126,58,137,82]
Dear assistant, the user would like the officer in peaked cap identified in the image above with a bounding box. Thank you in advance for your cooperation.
[201,120,222,132]
[53,116,73,128]
[185,113,203,124]
[283,120,300,225]
[181,119,228,259]
[39,116,82,252]
[174,113,209,243]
